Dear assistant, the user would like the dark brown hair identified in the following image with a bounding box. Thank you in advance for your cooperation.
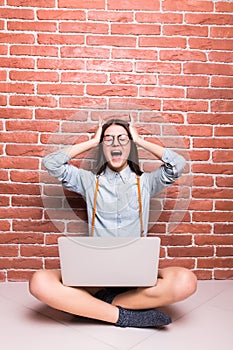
[94,119,143,176]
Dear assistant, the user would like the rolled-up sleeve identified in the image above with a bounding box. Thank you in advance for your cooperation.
[146,149,186,196]
[43,150,93,196]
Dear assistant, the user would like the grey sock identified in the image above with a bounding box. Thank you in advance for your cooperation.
[116,306,172,328]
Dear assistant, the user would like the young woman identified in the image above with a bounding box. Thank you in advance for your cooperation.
[29,118,197,328]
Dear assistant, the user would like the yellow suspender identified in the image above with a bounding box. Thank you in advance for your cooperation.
[91,175,144,237]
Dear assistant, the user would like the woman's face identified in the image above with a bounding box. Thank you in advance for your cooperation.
[102,124,131,172]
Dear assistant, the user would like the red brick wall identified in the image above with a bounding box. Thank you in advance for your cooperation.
[0,0,232,281]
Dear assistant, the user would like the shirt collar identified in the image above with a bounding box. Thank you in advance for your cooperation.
[103,165,133,183]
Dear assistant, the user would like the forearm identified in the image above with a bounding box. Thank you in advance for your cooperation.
[135,136,165,160]
[62,138,98,159]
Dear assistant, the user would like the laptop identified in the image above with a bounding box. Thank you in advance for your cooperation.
[58,236,160,287]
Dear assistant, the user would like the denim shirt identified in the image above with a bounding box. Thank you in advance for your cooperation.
[43,149,186,237]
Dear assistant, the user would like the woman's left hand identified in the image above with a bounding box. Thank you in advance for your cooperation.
[129,115,140,144]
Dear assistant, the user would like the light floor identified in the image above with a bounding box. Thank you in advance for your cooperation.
[0,280,232,350]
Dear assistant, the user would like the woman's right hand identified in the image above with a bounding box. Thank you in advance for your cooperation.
[92,117,103,146]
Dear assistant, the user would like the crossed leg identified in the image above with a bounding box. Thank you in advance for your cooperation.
[29,266,197,325]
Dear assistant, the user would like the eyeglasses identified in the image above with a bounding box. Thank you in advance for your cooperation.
[103,134,130,146]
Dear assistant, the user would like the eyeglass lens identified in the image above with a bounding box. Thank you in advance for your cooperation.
[103,134,129,146]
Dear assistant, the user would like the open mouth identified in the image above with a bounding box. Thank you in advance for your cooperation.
[110,150,123,161]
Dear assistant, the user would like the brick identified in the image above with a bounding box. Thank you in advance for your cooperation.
[214,270,233,280]
[60,97,106,109]
[0,96,7,106]
[87,60,133,72]
[10,95,57,108]
[6,119,59,132]
[160,50,206,62]
[0,8,34,19]
[108,0,160,10]
[163,25,208,37]
[0,246,18,257]
[216,176,233,188]
[136,12,183,24]
[189,150,210,161]
[58,0,105,8]
[59,22,108,34]
[7,270,34,282]
[37,83,84,96]
[213,150,233,163]
[0,45,7,56]
[216,2,233,13]
[185,13,233,25]
[211,100,233,112]
[214,224,233,234]
[195,235,233,246]
[0,131,38,143]
[140,86,184,98]
[61,46,110,58]
[0,208,42,219]
[197,258,233,269]
[139,112,184,124]
[0,221,11,231]
[38,33,84,45]
[184,63,233,75]
[0,258,42,269]
[187,113,232,125]
[194,270,212,280]
[87,85,137,97]
[6,144,45,157]
[62,72,107,83]
[136,61,181,74]
[8,0,55,6]
[111,23,160,35]
[193,211,232,223]
[12,195,43,207]
[37,10,86,20]
[36,110,88,122]
[109,98,161,110]
[10,171,39,183]
[215,200,233,211]
[10,45,58,57]
[112,48,158,60]
[162,0,213,12]
[0,57,34,69]
[86,35,136,47]
[13,219,65,233]
[37,58,85,70]
[193,164,233,175]
[0,108,32,119]
[0,83,34,94]
[139,36,186,48]
[10,71,59,82]
[211,77,233,87]
[168,247,214,257]
[45,258,60,269]
[215,127,233,137]
[0,183,40,195]
[189,38,233,51]
[210,27,233,39]
[159,75,209,87]
[0,272,6,282]
[88,10,134,22]
[187,88,233,100]
[110,73,157,85]
[163,100,208,112]
[0,33,35,44]
[193,176,213,187]
[159,258,195,270]
[192,188,233,200]
[8,21,57,32]
[0,157,39,170]
[20,245,58,257]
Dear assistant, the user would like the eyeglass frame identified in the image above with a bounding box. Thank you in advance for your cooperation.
[102,134,130,146]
